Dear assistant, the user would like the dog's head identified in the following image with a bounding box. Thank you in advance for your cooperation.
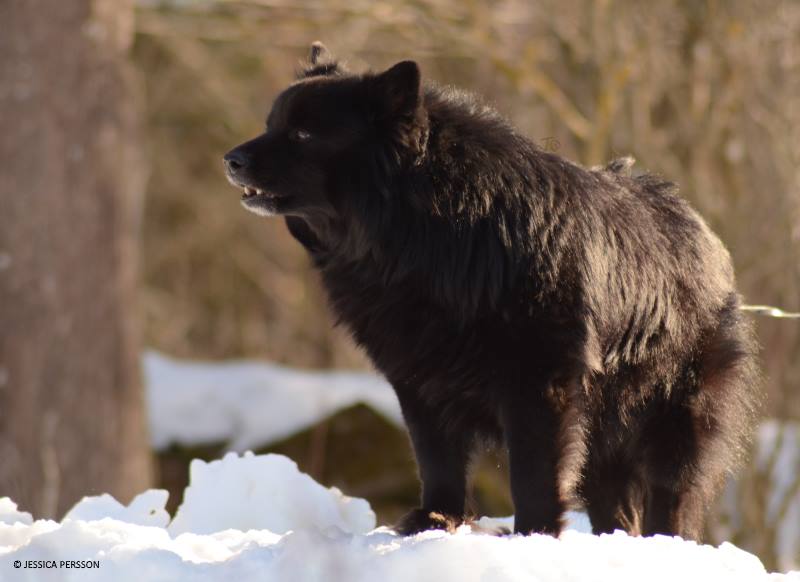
[223,43,427,219]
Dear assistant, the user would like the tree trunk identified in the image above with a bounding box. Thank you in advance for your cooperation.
[0,0,151,517]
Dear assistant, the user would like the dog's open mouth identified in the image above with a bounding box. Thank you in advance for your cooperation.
[237,184,288,216]
[241,186,281,201]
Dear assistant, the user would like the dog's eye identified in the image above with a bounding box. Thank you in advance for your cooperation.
[289,129,312,142]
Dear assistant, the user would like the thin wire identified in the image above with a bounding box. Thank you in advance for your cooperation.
[740,305,800,319]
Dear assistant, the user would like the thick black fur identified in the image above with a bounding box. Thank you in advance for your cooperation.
[224,44,761,539]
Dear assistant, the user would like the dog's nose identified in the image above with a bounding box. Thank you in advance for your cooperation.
[223,148,250,174]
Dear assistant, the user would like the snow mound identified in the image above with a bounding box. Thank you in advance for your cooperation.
[0,499,32,526]
[145,351,401,451]
[65,490,171,528]
[169,452,375,536]
[1,452,798,582]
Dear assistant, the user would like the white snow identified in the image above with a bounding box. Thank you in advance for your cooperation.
[168,452,375,536]
[1,452,798,582]
[64,490,171,528]
[0,499,32,526]
[144,351,402,451]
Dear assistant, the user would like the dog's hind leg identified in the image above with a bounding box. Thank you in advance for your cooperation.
[639,403,710,539]
[581,455,644,536]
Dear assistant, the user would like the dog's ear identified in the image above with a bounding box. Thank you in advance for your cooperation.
[309,41,330,65]
[369,61,428,164]
[370,61,422,118]
[298,41,344,79]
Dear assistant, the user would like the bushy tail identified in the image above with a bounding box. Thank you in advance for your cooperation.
[695,293,763,476]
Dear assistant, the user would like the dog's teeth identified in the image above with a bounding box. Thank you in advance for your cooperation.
[244,187,256,196]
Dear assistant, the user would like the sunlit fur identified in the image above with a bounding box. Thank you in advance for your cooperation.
[225,44,761,539]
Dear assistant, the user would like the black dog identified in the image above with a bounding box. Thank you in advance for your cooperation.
[224,43,760,539]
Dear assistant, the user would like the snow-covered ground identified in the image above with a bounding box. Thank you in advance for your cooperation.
[145,352,800,571]
[2,452,797,581]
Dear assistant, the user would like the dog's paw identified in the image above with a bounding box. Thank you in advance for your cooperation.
[468,521,512,536]
[394,508,463,536]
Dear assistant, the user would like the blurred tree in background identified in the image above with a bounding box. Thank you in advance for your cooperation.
[0,0,152,516]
